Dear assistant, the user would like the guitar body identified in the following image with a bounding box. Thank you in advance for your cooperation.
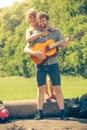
[30,39,57,64]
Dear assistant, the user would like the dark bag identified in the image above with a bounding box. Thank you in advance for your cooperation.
[79,93,87,118]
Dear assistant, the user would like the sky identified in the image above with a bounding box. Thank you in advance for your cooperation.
[0,0,24,8]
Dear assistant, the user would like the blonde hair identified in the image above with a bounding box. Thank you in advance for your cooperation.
[26,8,37,22]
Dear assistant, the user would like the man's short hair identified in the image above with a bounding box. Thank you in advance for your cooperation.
[37,11,49,20]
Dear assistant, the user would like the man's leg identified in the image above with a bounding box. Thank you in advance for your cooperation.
[35,65,46,120]
[35,85,45,120]
[48,64,68,120]
[53,86,68,120]
[53,86,64,109]
[37,85,45,109]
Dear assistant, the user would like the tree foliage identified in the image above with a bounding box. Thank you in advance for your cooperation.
[0,0,87,78]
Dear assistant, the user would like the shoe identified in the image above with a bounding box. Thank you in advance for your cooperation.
[34,114,43,120]
[60,116,69,120]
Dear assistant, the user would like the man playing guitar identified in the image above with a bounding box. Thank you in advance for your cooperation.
[24,11,71,120]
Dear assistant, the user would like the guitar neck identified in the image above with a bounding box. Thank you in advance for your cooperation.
[48,31,84,50]
[49,39,66,50]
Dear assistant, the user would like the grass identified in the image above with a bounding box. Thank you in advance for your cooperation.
[0,76,87,101]
[0,77,37,101]
[61,76,87,99]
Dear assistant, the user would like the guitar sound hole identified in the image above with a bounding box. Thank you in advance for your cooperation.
[45,46,50,51]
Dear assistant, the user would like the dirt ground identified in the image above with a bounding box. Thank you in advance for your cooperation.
[0,118,87,130]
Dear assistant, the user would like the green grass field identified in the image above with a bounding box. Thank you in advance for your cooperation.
[0,76,87,101]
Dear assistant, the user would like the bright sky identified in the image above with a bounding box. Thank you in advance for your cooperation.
[0,0,24,8]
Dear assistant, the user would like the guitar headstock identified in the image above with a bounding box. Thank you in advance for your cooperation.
[70,32,85,39]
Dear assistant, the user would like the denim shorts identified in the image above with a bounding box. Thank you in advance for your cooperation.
[35,63,61,87]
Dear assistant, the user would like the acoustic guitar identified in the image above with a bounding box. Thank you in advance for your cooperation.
[30,32,84,64]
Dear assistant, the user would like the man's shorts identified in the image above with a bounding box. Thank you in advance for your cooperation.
[35,63,61,87]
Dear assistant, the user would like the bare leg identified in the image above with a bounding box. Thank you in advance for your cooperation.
[53,86,69,120]
[35,85,45,120]
[49,80,56,99]
[37,85,45,109]
[49,80,54,95]
[53,86,64,109]
[44,81,50,100]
